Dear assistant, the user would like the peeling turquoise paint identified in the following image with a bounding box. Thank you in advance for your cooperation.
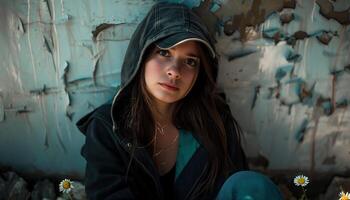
[216,0,350,171]
[0,0,158,179]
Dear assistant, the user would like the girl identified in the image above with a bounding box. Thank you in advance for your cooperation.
[77,2,283,200]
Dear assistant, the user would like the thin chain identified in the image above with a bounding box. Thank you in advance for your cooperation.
[135,121,169,149]
[155,121,167,136]
[152,134,179,157]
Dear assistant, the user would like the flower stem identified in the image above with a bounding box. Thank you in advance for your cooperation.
[300,187,308,200]
[63,193,74,200]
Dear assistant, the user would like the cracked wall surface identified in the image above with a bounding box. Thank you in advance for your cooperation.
[213,0,350,173]
[0,0,154,178]
[0,0,349,178]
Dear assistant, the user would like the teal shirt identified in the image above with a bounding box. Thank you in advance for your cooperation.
[175,129,200,180]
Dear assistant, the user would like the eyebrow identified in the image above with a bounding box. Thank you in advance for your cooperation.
[186,53,200,58]
[156,46,200,58]
[172,47,200,57]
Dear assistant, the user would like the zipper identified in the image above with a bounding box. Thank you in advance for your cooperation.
[120,140,163,200]
[106,116,162,200]
[132,153,163,199]
[183,163,208,200]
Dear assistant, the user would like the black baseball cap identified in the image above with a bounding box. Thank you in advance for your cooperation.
[155,32,217,59]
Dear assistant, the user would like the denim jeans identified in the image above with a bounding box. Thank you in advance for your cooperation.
[216,171,284,200]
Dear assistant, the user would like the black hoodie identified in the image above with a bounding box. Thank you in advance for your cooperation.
[77,2,248,200]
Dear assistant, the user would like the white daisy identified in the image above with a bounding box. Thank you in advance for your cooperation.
[339,191,350,200]
[59,179,74,193]
[293,175,309,187]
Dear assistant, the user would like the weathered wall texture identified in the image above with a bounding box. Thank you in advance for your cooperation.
[214,0,350,174]
[0,0,349,179]
[0,0,155,179]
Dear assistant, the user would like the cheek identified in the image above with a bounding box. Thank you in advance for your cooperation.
[144,60,162,84]
[183,69,198,87]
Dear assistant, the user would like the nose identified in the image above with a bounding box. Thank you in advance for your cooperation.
[167,60,181,79]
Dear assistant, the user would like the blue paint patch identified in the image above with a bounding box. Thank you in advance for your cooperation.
[321,100,333,116]
[210,2,221,12]
[275,65,293,82]
[280,78,304,105]
[262,28,280,38]
[275,69,287,82]
[336,98,348,108]
[286,52,302,62]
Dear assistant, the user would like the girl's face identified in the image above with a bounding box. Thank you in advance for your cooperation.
[144,41,200,106]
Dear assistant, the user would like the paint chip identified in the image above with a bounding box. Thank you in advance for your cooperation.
[92,23,116,41]
[317,32,332,45]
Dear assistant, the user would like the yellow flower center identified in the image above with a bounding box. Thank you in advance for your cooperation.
[63,181,71,189]
[297,178,305,185]
[341,196,349,200]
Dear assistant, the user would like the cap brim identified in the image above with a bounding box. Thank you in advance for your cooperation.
[155,32,216,58]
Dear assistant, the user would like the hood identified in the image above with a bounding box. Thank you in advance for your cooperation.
[111,2,217,132]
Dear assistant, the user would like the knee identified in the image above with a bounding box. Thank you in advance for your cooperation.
[218,170,283,200]
[227,171,272,187]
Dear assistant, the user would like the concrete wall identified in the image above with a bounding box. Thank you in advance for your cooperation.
[0,0,349,179]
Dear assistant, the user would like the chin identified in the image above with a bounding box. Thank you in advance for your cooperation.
[156,96,181,104]
[152,93,183,104]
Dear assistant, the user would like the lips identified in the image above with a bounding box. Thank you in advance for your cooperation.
[159,83,179,91]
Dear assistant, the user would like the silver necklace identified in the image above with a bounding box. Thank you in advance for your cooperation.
[155,121,167,136]
[153,134,179,157]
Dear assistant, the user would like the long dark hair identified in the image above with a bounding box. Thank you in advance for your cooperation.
[118,43,241,195]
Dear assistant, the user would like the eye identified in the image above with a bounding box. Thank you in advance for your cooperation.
[185,57,200,68]
[158,49,170,57]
